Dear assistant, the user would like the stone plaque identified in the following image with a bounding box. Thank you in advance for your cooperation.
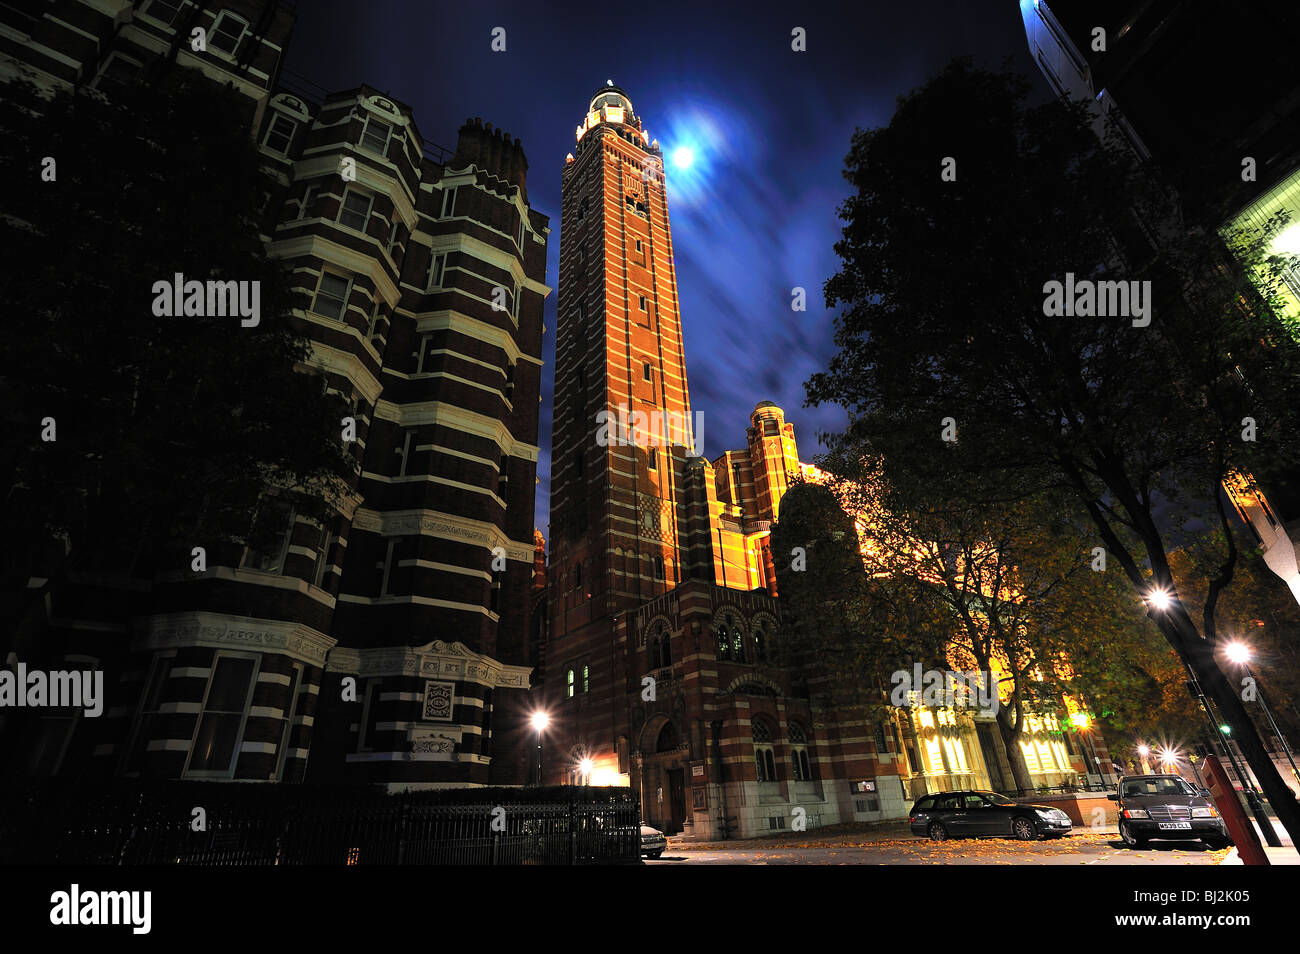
[422,680,455,722]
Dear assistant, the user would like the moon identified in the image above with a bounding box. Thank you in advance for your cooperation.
[671,146,695,170]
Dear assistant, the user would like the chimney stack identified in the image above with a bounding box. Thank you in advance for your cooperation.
[448,116,530,201]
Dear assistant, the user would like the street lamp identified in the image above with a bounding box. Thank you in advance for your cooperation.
[1153,601,1281,843]
[1072,712,1107,788]
[1224,642,1251,665]
[579,756,594,785]
[1137,743,1151,775]
[1222,641,1300,788]
[530,710,550,786]
[1145,587,1174,612]
[1158,746,1179,773]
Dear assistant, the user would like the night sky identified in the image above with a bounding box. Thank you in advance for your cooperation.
[282,0,1044,537]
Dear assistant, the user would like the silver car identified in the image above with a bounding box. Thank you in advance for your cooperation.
[640,824,667,859]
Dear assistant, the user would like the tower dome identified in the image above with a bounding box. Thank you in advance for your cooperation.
[589,82,634,118]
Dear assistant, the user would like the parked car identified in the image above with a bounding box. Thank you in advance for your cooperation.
[640,824,667,859]
[1108,775,1230,849]
[909,790,1073,841]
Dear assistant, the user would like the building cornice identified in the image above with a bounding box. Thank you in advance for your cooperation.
[349,507,536,563]
[133,612,337,668]
[326,640,531,689]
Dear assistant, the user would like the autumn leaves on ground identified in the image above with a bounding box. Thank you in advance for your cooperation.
[662,822,1231,865]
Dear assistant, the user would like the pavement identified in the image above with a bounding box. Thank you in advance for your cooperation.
[647,820,1268,866]
[1217,815,1298,865]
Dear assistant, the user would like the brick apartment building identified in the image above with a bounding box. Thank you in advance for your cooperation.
[0,0,549,787]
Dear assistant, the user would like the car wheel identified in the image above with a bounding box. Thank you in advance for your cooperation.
[1119,820,1147,848]
[927,821,949,842]
[1012,817,1038,841]
[1201,835,1228,851]
[648,850,663,859]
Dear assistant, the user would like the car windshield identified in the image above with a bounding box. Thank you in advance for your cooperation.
[1122,777,1196,798]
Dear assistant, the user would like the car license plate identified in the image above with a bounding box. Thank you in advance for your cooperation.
[1157,822,1191,830]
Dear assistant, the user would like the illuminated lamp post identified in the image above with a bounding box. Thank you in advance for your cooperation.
[1158,747,1180,775]
[1071,712,1107,788]
[1223,641,1300,788]
[530,710,550,786]
[1137,743,1151,775]
[1145,587,1281,843]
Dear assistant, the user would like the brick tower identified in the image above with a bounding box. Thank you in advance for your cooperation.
[544,83,695,783]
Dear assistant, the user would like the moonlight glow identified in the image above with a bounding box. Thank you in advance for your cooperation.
[671,145,695,169]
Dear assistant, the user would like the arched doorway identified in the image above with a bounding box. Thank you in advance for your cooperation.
[640,716,687,835]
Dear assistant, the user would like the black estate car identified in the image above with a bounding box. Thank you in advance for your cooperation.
[909,790,1073,841]
[1109,775,1230,849]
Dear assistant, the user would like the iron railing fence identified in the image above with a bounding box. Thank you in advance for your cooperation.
[0,782,641,866]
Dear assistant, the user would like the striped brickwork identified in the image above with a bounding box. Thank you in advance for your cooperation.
[1,3,548,787]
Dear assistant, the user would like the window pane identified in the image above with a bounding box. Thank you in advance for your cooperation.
[142,656,174,712]
[206,657,255,712]
[276,667,301,777]
[313,274,349,319]
[340,192,370,231]
[361,117,390,154]
[210,14,246,54]
[25,717,77,775]
[145,0,185,25]
[265,115,295,154]
[189,713,241,772]
[96,57,140,94]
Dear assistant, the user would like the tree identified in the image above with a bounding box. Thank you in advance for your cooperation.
[806,60,1300,845]
[0,75,354,647]
[770,479,947,720]
[819,453,1154,791]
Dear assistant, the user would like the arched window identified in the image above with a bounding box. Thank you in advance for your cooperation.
[789,723,812,781]
[656,721,678,753]
[752,720,776,782]
[716,622,731,661]
[753,624,767,663]
[566,668,575,699]
[581,664,590,694]
[731,621,745,662]
[650,627,671,670]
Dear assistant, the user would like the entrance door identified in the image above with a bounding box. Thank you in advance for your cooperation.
[666,769,686,834]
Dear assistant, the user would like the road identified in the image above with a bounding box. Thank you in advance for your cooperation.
[646,827,1231,865]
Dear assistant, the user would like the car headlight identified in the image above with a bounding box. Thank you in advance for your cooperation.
[1123,808,1149,819]
[1192,806,1218,818]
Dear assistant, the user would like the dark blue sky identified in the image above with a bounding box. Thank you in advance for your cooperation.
[282,0,1044,537]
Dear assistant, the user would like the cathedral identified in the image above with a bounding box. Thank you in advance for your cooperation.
[536,84,1109,839]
